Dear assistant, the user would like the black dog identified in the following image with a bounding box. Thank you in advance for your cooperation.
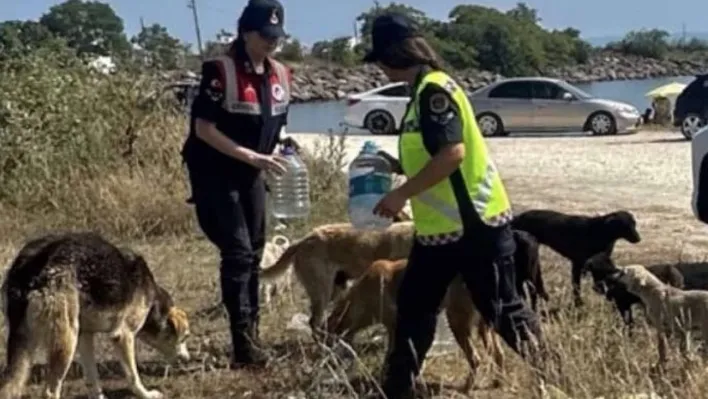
[511,209,641,306]
[513,229,549,311]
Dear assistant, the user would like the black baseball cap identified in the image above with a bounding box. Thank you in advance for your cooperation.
[363,13,421,63]
[238,0,286,39]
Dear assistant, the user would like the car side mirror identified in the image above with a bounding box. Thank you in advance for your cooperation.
[562,92,574,101]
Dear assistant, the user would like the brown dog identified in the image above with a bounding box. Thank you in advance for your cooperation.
[260,222,415,331]
[325,258,504,391]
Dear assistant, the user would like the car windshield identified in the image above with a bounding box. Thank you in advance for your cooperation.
[558,81,594,100]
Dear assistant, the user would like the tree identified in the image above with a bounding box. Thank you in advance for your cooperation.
[311,37,357,65]
[39,0,130,56]
[131,23,189,70]
[0,20,60,60]
[277,38,304,62]
[356,2,432,48]
[606,29,671,58]
[506,2,540,24]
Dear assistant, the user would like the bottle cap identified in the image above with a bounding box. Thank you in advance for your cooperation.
[362,140,378,154]
[280,145,296,155]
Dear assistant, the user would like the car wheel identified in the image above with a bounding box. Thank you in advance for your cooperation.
[477,113,505,137]
[364,110,396,135]
[586,112,617,135]
[681,114,706,141]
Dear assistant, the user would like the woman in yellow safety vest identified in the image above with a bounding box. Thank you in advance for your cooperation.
[365,12,546,398]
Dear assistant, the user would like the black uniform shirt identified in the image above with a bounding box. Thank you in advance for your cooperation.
[182,40,289,181]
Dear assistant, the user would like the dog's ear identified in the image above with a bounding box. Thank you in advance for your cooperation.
[167,306,190,336]
[667,266,685,288]
[604,212,641,243]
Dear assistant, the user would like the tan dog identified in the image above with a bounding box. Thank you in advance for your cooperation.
[260,234,291,305]
[260,222,415,330]
[325,259,504,391]
[0,232,190,399]
[611,264,708,365]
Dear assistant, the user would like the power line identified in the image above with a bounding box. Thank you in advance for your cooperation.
[187,0,204,59]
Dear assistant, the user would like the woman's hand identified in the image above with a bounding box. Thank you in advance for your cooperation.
[250,153,289,176]
[373,189,408,219]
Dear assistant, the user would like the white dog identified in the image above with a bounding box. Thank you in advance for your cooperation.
[611,264,708,365]
[260,235,291,305]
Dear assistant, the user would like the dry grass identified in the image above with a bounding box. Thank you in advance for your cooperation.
[2,125,708,398]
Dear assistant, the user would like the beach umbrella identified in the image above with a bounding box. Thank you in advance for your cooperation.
[645,82,687,99]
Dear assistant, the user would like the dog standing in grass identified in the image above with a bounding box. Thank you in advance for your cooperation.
[260,234,291,305]
[609,264,708,366]
[0,232,190,399]
[511,209,641,306]
[325,258,504,392]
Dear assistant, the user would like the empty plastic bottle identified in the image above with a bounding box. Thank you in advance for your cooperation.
[269,144,311,219]
[348,140,393,230]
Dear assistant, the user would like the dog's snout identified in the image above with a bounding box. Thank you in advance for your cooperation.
[176,343,190,362]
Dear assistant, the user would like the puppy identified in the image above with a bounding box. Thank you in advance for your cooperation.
[259,222,415,331]
[609,264,708,365]
[511,209,641,306]
[0,232,190,399]
[260,234,291,305]
[585,253,684,326]
[325,258,504,391]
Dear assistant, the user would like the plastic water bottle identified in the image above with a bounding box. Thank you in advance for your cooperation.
[348,141,393,230]
[269,144,310,219]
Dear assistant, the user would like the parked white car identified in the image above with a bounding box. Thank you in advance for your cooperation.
[342,82,409,135]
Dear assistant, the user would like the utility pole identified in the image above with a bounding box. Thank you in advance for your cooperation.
[187,0,204,58]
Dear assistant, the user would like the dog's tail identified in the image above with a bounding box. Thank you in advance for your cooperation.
[271,234,290,248]
[0,243,79,399]
[260,235,313,282]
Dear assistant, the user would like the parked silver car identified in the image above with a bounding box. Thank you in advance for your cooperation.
[469,77,641,136]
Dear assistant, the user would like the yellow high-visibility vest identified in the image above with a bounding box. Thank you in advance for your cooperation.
[399,70,513,239]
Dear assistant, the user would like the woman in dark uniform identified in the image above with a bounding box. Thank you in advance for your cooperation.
[181,0,294,368]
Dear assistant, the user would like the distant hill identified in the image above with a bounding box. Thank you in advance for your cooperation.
[584,31,708,47]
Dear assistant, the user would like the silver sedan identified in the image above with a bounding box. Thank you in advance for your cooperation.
[469,77,642,136]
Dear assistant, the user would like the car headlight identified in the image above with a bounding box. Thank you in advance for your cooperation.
[617,106,639,115]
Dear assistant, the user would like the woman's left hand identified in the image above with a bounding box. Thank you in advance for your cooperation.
[373,189,408,219]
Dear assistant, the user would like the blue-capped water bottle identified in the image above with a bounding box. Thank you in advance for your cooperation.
[348,140,393,230]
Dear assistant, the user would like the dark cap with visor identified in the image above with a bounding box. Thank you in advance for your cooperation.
[238,0,286,39]
[363,12,421,63]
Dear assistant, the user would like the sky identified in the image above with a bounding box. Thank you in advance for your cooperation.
[2,0,706,48]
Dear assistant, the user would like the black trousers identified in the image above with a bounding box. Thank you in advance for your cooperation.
[187,167,266,337]
[382,228,543,397]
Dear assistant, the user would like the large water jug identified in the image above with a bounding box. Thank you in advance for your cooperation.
[348,141,393,229]
[269,144,311,219]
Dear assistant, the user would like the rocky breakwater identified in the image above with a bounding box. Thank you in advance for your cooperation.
[287,51,708,104]
[545,52,708,83]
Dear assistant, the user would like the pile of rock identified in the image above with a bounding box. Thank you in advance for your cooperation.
[286,51,708,104]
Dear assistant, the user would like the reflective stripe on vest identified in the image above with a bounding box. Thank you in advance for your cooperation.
[208,55,290,116]
[398,70,513,237]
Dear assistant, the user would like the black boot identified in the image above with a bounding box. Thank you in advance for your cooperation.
[230,323,269,369]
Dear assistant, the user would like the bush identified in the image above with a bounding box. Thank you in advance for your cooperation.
[0,44,192,239]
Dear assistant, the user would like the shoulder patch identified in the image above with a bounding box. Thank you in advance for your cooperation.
[429,92,450,113]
